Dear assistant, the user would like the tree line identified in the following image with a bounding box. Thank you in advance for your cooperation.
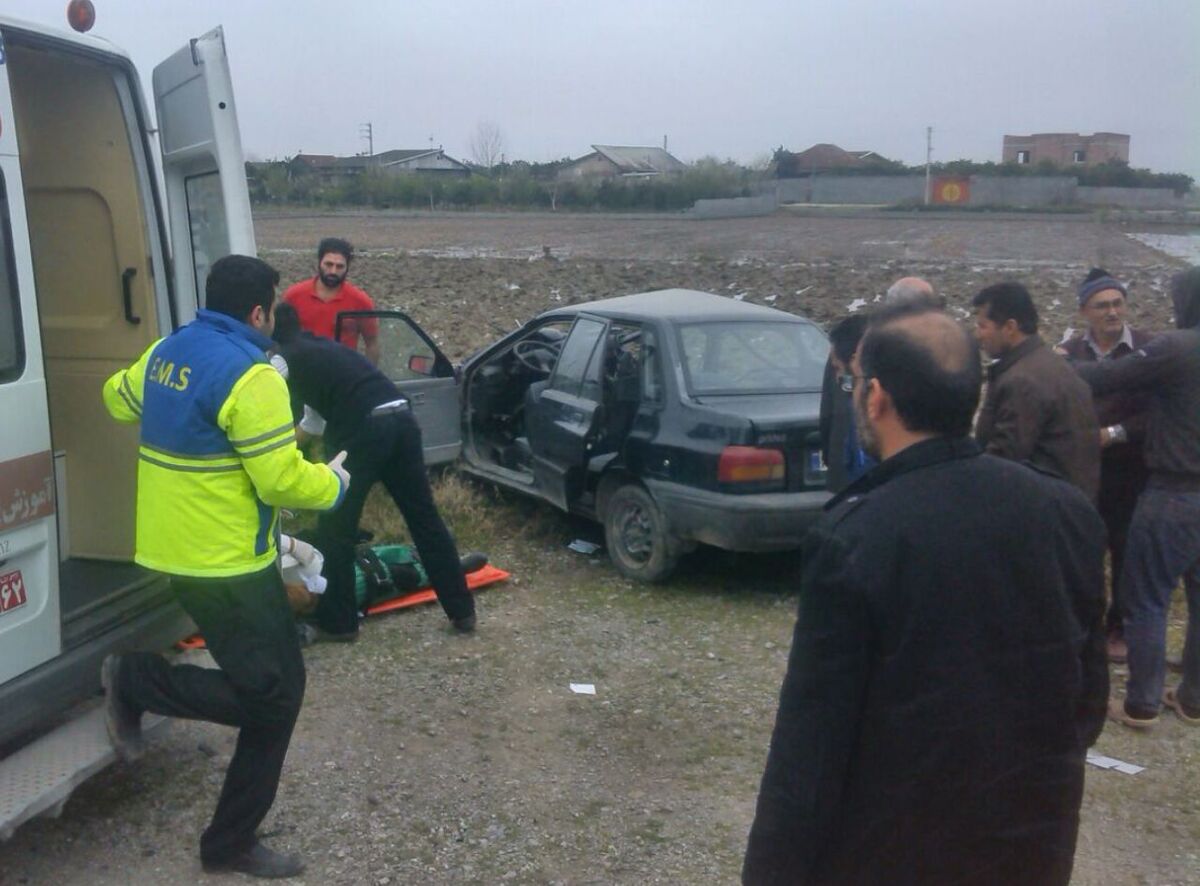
[246,154,1194,210]
[246,157,757,211]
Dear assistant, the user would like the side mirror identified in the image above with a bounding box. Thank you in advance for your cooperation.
[407,354,434,377]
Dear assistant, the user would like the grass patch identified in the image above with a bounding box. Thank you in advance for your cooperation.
[356,467,568,553]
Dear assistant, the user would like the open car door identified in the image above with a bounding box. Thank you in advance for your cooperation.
[335,310,462,466]
[152,27,255,321]
[526,315,609,510]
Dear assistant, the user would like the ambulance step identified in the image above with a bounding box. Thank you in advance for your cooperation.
[0,705,165,841]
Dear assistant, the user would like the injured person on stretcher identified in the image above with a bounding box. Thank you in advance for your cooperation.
[279,532,490,627]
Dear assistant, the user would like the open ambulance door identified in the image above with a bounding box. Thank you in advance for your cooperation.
[152,26,255,322]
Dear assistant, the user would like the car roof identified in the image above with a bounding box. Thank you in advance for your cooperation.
[539,289,816,326]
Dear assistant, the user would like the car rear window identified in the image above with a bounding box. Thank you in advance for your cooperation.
[678,321,828,395]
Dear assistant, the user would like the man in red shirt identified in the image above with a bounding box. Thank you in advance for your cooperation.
[283,237,380,364]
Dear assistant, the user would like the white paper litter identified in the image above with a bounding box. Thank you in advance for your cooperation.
[1086,751,1145,775]
[567,539,601,555]
[847,298,869,313]
[569,683,596,695]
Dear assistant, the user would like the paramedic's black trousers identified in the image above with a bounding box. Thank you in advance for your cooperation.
[314,408,474,635]
[120,566,305,864]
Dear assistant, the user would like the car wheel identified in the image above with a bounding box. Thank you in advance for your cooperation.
[603,484,681,582]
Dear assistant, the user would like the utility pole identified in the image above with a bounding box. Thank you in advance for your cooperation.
[359,122,374,157]
[924,126,933,206]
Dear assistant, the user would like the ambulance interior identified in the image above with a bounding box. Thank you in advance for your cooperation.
[8,37,173,648]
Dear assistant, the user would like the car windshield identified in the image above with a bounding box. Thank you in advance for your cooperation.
[678,320,829,395]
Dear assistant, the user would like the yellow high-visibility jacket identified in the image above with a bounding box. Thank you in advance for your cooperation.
[103,310,343,578]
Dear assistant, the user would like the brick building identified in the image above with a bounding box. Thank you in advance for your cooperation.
[1002,132,1129,167]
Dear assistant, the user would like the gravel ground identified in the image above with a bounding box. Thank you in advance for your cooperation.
[3,210,1196,884]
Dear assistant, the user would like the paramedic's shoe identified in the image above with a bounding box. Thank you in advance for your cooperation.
[202,841,305,879]
[297,623,358,646]
[452,613,477,634]
[460,551,489,574]
[100,654,145,763]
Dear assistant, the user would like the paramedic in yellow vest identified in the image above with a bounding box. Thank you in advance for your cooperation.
[99,255,349,880]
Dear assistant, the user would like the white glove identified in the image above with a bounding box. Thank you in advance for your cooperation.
[327,450,351,488]
[268,352,289,379]
[282,534,317,566]
[299,404,327,436]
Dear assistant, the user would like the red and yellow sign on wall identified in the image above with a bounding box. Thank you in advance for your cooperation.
[931,176,971,205]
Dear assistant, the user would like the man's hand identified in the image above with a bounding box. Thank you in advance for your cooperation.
[327,450,351,488]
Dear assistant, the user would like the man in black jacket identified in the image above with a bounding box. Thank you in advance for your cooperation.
[818,278,939,492]
[271,303,476,640]
[744,306,1107,886]
[1074,266,1200,728]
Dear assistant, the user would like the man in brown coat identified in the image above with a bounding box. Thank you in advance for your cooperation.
[972,282,1100,501]
[1061,269,1154,662]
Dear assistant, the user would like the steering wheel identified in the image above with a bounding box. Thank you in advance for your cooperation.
[513,338,561,375]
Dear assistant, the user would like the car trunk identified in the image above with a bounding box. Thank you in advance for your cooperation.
[696,391,825,492]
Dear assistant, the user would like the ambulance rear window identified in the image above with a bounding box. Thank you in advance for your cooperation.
[0,173,23,383]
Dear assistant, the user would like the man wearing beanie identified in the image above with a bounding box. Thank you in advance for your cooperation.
[1061,269,1154,664]
[1073,266,1200,730]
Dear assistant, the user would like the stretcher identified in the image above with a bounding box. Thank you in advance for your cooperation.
[176,564,510,650]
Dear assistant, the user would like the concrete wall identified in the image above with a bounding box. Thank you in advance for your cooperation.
[1076,186,1200,209]
[767,174,1078,207]
[687,192,779,219]
[968,176,1077,207]
[739,175,1198,211]
[768,176,925,205]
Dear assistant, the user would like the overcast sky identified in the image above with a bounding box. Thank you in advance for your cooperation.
[7,0,1199,177]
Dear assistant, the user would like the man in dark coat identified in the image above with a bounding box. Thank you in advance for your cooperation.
[1073,266,1200,729]
[743,306,1108,886]
[818,278,938,492]
[1060,269,1154,662]
[973,281,1101,501]
[818,314,871,492]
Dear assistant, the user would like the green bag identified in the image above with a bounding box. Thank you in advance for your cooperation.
[354,543,429,608]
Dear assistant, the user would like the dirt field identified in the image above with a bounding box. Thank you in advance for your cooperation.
[3,211,1197,885]
[254,209,1187,362]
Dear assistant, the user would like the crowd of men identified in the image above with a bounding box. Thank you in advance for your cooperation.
[757,265,1200,884]
[95,234,1198,882]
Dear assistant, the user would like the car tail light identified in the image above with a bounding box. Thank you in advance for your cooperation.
[718,446,785,490]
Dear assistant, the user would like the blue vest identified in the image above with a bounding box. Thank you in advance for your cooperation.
[140,310,273,460]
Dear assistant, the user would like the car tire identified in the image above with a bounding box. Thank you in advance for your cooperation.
[603,484,681,583]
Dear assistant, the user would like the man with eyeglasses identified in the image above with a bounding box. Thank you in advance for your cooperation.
[817,278,938,492]
[1060,269,1154,664]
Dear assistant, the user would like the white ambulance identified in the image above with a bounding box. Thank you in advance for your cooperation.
[0,4,254,839]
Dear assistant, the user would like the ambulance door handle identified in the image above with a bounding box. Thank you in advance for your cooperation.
[122,268,142,325]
